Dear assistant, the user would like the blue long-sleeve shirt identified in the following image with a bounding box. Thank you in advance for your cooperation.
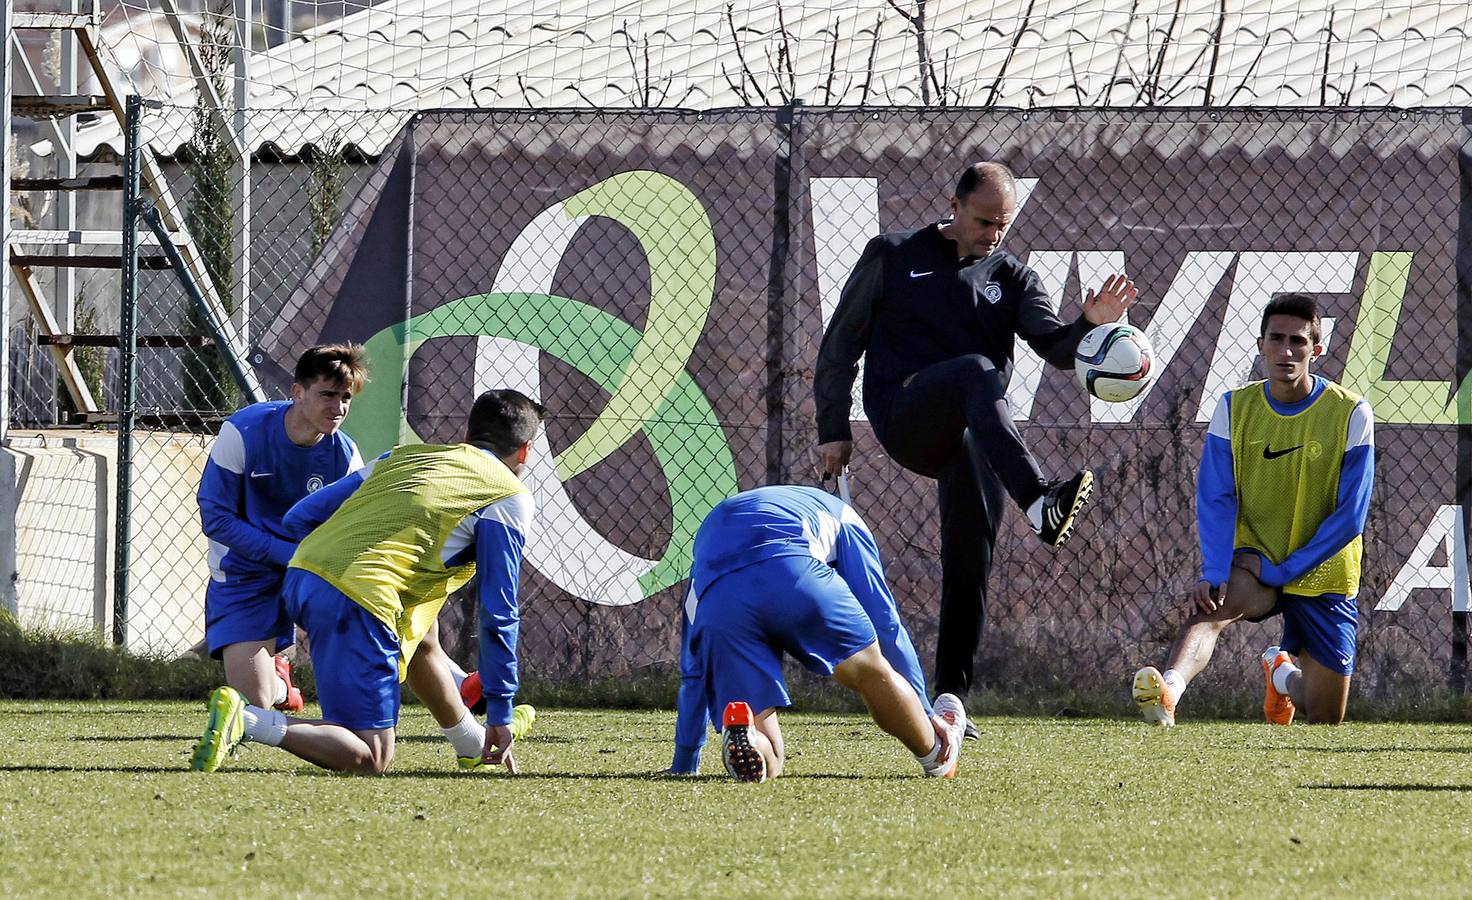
[1198,376,1375,595]
[282,450,534,726]
[198,400,361,581]
[671,485,931,772]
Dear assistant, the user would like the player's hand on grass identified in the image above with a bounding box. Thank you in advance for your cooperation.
[1191,579,1225,615]
[817,440,852,477]
[483,724,517,774]
[1082,273,1139,325]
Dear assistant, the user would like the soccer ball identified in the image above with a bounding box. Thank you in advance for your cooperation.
[1074,323,1155,402]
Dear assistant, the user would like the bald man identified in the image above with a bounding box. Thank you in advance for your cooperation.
[814,161,1137,725]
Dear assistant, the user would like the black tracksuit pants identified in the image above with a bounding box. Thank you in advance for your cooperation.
[870,353,1050,698]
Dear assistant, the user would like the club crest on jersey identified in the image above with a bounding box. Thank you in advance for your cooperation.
[306,475,325,493]
[981,282,1003,304]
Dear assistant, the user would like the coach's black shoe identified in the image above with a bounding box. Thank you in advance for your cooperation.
[963,721,980,741]
[1035,469,1094,548]
[721,701,768,783]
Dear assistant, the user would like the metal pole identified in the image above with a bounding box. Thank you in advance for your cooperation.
[1,0,14,444]
[231,0,251,343]
[114,94,142,647]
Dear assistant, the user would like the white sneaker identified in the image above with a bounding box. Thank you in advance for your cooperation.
[926,693,967,779]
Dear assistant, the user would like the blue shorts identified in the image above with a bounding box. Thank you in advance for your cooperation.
[690,554,877,732]
[1268,592,1358,676]
[204,573,293,659]
[283,569,400,731]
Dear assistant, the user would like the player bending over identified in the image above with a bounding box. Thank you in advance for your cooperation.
[667,485,967,782]
[1134,294,1374,726]
[197,345,367,713]
[190,389,542,774]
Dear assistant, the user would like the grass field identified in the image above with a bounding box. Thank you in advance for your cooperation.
[5,702,1472,896]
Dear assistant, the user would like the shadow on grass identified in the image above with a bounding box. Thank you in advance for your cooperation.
[1277,746,1472,755]
[1306,783,1472,792]
[69,735,197,742]
[0,764,914,782]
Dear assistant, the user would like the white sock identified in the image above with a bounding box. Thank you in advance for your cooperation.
[440,712,486,758]
[242,706,287,747]
[1273,659,1301,695]
[1161,669,1186,700]
[272,675,289,707]
[1026,496,1044,530]
[916,735,944,772]
[444,658,469,691]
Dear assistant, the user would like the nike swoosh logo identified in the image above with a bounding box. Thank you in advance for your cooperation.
[249,471,273,478]
[1262,445,1303,460]
[909,270,932,278]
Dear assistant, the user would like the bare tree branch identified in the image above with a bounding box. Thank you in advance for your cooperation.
[985,0,1037,106]
[1202,0,1228,106]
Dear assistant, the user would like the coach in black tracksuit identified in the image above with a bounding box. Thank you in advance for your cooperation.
[814,162,1137,706]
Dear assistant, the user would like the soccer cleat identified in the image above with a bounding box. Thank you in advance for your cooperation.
[721,701,768,783]
[459,671,487,716]
[1133,666,1177,726]
[273,656,304,712]
[1262,646,1296,726]
[1035,469,1094,548]
[510,704,536,741]
[191,686,246,772]
[963,721,980,742]
[928,693,967,779]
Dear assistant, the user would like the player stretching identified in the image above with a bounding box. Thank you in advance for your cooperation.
[191,389,541,774]
[814,161,1136,733]
[1134,293,1375,726]
[667,485,966,782]
[197,345,367,713]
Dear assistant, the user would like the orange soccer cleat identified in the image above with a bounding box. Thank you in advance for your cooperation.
[273,655,304,712]
[1261,647,1296,726]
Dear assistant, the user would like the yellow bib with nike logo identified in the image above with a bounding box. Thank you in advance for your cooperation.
[1229,380,1362,598]
[289,442,528,677]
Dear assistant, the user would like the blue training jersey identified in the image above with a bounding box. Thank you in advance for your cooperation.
[198,400,363,583]
[671,484,932,771]
[281,451,534,726]
[1197,375,1375,597]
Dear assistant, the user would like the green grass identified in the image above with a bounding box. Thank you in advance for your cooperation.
[5,703,1472,896]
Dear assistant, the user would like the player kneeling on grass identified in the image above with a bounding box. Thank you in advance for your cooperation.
[190,389,542,775]
[667,485,966,782]
[197,344,368,715]
[1134,294,1375,727]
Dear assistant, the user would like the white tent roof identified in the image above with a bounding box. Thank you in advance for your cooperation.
[79,0,1472,157]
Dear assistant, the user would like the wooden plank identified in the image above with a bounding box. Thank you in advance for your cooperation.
[38,334,214,349]
[10,263,98,413]
[9,253,171,270]
[11,175,124,191]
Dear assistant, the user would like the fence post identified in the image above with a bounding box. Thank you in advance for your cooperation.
[113,94,142,647]
[764,101,798,486]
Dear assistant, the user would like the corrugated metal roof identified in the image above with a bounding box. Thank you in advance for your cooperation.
[76,0,1472,157]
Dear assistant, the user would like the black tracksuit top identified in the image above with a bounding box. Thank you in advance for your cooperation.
[814,223,1093,444]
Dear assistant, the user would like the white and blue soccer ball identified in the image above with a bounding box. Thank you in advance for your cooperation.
[1074,323,1155,402]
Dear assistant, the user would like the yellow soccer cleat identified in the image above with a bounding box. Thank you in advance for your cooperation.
[510,704,536,741]
[1133,666,1177,727]
[191,686,246,772]
[457,705,537,770]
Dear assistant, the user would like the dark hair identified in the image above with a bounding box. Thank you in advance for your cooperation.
[295,343,369,393]
[954,161,1016,203]
[1260,293,1322,344]
[467,389,546,456]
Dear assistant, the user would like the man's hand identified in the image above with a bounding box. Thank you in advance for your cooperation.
[1081,273,1139,325]
[817,440,853,477]
[482,724,517,774]
[1191,579,1225,615]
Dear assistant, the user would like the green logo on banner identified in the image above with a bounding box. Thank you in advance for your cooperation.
[346,171,738,599]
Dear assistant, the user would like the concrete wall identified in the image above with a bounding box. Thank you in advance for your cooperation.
[1,430,209,656]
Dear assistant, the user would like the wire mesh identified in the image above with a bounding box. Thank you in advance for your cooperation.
[86,103,1465,706]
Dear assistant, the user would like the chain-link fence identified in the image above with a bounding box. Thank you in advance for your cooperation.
[12,101,1466,711]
